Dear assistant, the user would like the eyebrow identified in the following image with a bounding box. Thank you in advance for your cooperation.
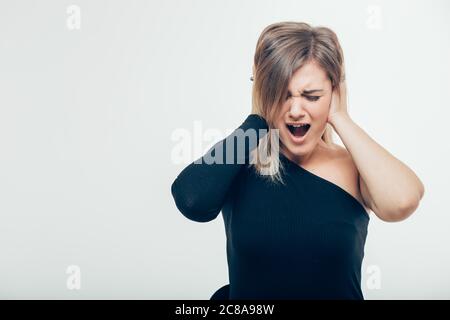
[288,89,324,95]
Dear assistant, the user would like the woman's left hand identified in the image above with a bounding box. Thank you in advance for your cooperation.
[328,80,349,125]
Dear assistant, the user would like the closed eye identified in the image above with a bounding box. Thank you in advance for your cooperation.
[285,93,321,102]
[305,95,320,102]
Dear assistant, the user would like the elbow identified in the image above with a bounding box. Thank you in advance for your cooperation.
[378,204,417,223]
[377,194,424,223]
[398,191,424,221]
[376,180,425,223]
[174,196,221,223]
[396,182,425,221]
[171,180,220,223]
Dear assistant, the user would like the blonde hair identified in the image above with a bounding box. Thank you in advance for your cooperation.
[250,21,345,184]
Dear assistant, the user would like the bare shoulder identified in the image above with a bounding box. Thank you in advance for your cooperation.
[319,142,351,165]
[324,144,370,212]
[323,144,357,178]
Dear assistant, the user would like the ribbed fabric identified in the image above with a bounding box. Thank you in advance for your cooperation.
[171,114,369,300]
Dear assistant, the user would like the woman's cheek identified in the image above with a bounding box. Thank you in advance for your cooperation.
[317,99,331,118]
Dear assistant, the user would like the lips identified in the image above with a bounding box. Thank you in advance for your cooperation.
[286,123,311,137]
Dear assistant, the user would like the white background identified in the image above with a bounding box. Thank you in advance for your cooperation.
[0,0,449,299]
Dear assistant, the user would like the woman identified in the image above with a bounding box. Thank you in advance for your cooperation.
[171,22,425,300]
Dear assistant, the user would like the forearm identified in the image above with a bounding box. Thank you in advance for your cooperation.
[330,113,425,219]
[171,114,268,222]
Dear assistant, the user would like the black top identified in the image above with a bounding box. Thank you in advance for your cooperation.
[171,114,370,300]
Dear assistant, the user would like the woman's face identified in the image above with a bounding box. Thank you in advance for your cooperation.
[274,60,333,164]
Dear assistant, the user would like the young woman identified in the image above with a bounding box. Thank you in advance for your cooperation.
[171,22,424,300]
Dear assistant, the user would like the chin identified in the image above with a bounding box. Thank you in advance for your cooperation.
[282,141,311,156]
[280,139,314,161]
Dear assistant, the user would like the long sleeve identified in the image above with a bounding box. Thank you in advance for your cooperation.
[171,114,269,222]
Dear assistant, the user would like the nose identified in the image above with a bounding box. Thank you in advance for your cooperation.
[288,100,306,119]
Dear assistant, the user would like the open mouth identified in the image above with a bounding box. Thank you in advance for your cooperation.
[286,123,311,138]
